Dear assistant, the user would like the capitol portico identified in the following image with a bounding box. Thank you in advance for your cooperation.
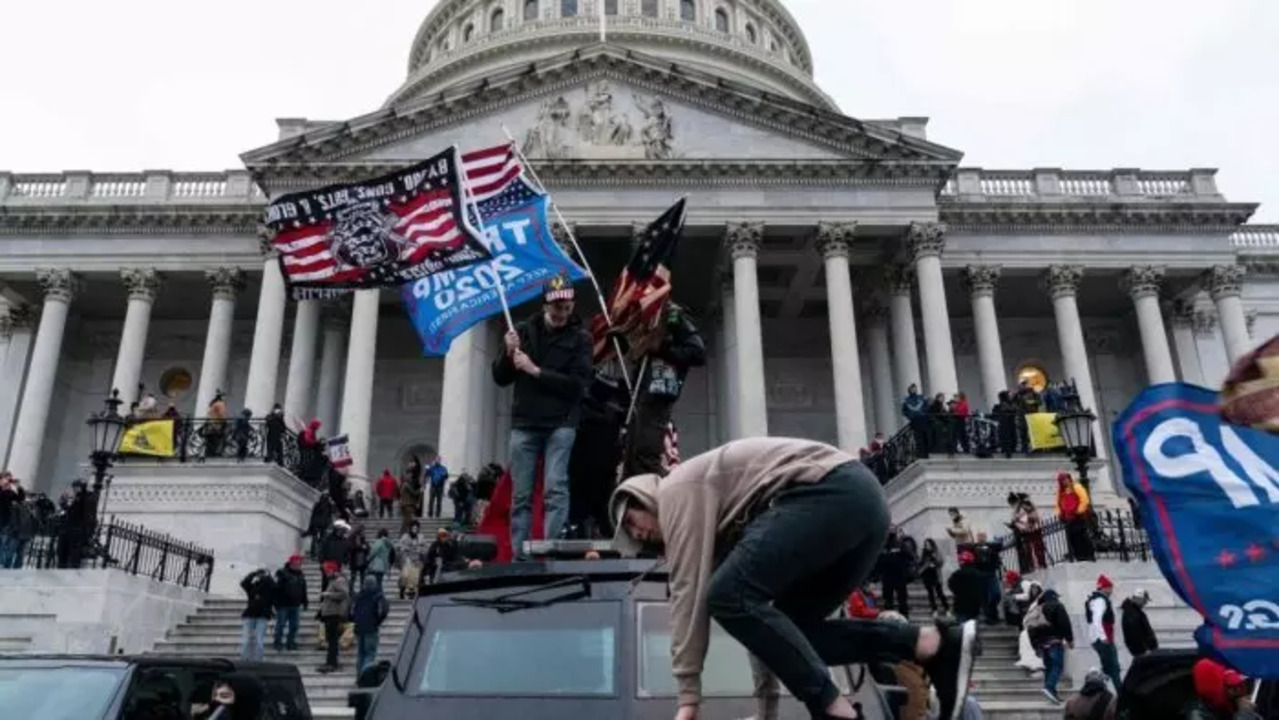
[1,0,1277,514]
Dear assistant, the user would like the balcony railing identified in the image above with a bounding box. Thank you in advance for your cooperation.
[14,515,215,591]
[939,168,1220,201]
[999,508,1151,575]
[114,416,316,488]
[0,171,265,205]
[1232,224,1279,253]
[867,413,1067,485]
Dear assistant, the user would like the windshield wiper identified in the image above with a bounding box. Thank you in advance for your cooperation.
[450,576,592,614]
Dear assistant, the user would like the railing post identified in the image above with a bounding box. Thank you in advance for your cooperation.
[128,523,142,575]
[179,545,193,588]
[157,537,170,583]
[103,520,116,568]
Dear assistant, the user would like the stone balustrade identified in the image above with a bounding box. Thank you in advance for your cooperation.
[0,170,265,204]
[1232,224,1279,253]
[941,167,1219,200]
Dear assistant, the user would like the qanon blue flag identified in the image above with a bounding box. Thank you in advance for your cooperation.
[401,179,587,356]
[1113,383,1279,679]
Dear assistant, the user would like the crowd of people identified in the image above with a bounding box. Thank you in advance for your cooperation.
[0,470,102,570]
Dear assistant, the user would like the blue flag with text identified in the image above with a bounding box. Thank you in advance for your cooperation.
[402,178,586,356]
[1113,383,1279,679]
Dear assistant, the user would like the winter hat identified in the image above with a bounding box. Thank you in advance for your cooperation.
[1097,574,1114,590]
[610,473,661,558]
[321,561,339,575]
[1131,588,1150,602]
[958,550,976,565]
[287,554,303,565]
[1005,570,1021,586]
[543,273,575,303]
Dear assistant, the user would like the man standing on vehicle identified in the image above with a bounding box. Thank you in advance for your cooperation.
[611,437,979,720]
[493,273,593,559]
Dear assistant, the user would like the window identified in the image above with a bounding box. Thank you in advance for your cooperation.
[158,367,193,399]
[637,603,851,697]
[438,36,450,53]
[524,0,539,20]
[491,7,505,30]
[714,7,729,32]
[1017,365,1050,393]
[641,0,659,16]
[414,602,619,696]
[745,22,757,44]
[605,0,619,14]
[680,0,695,21]
[769,37,778,52]
[562,0,579,16]
[0,666,127,719]
[462,23,475,42]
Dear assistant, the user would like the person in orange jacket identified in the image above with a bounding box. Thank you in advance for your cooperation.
[1055,471,1095,562]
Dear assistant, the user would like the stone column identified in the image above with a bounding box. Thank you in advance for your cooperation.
[962,265,1007,409]
[7,269,78,483]
[1205,265,1250,364]
[886,264,922,398]
[817,222,867,451]
[195,268,245,414]
[726,222,768,438]
[340,289,380,491]
[718,278,740,442]
[1167,300,1205,386]
[864,301,896,438]
[313,301,348,433]
[1043,265,1104,457]
[909,222,958,397]
[110,268,164,408]
[0,306,37,469]
[282,299,321,420]
[244,252,288,415]
[1121,266,1176,385]
[439,326,480,474]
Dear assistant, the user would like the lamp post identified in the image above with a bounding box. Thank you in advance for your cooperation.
[1054,408,1097,491]
[86,389,127,520]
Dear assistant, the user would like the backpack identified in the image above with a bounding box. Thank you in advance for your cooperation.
[1023,601,1050,631]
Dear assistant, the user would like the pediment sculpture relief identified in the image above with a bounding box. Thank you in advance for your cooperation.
[523,81,677,160]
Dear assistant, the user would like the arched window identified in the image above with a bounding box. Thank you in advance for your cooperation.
[641,0,659,16]
[768,36,778,52]
[680,0,696,21]
[714,8,729,32]
[491,7,505,30]
[438,36,450,53]
[462,23,475,42]
[524,0,539,20]
[562,0,578,16]
[605,0,619,14]
[745,22,757,44]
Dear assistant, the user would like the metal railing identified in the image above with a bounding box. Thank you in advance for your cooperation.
[999,508,1151,574]
[13,514,215,591]
[867,413,1058,484]
[115,416,312,484]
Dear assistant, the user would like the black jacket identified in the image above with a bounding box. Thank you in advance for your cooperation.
[1121,599,1159,655]
[638,307,706,401]
[492,314,593,429]
[947,565,989,619]
[240,570,276,619]
[1028,590,1075,648]
[274,566,309,609]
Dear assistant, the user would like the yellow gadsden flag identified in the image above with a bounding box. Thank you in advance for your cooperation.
[118,419,177,457]
[1026,412,1066,451]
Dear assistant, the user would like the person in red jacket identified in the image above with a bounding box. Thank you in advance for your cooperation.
[374,470,397,519]
[847,586,881,619]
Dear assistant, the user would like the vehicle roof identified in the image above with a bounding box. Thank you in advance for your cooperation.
[0,655,300,674]
[420,559,670,598]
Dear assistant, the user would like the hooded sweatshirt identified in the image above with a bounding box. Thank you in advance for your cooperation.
[610,437,854,707]
[218,672,265,720]
[1187,658,1261,720]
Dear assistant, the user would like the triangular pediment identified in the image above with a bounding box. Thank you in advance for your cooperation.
[241,45,962,172]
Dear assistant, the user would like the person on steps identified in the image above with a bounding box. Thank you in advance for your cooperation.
[317,561,350,674]
[611,437,980,720]
[272,555,308,652]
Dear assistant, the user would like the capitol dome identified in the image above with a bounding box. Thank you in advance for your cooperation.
[386,0,836,110]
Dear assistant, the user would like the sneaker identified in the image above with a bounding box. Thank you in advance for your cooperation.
[925,620,980,720]
[1041,688,1063,704]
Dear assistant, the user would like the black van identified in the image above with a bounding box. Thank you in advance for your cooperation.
[351,558,901,720]
[0,656,312,720]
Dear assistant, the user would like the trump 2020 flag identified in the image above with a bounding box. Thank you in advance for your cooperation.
[402,167,586,356]
[265,146,492,300]
[1113,383,1279,679]
[326,434,353,469]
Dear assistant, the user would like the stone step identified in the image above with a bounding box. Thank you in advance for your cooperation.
[167,625,411,640]
[977,700,1070,720]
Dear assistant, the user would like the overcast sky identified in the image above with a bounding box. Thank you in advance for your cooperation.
[1,0,1275,220]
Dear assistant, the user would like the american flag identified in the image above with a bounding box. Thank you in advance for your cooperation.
[590,199,685,364]
[461,143,524,204]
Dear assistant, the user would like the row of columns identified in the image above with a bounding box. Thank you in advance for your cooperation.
[716,220,1258,454]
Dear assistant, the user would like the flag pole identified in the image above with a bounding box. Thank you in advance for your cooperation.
[455,146,516,334]
[499,126,633,391]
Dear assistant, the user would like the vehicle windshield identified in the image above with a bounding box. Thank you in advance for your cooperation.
[0,665,126,720]
[414,600,619,696]
[637,602,851,698]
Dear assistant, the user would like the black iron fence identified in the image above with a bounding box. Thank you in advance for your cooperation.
[999,508,1151,575]
[114,416,307,481]
[12,514,215,591]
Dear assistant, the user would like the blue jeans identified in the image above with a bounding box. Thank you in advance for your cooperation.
[0,534,19,569]
[356,632,380,676]
[1093,640,1122,690]
[240,617,269,661]
[273,606,300,649]
[509,426,577,559]
[1043,643,1065,693]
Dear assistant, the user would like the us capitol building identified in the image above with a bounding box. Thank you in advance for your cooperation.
[0,0,1275,519]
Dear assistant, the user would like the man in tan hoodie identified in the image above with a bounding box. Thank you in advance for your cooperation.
[611,437,979,720]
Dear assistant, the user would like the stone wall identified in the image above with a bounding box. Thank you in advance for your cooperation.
[0,568,205,655]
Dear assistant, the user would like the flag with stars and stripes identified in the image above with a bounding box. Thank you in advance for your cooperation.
[265,146,493,300]
[590,199,685,364]
[1113,382,1279,679]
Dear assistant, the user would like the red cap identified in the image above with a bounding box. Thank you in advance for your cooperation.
[1005,570,1021,586]
[287,555,303,565]
[322,561,339,575]
[1097,574,1114,589]
[959,550,976,565]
